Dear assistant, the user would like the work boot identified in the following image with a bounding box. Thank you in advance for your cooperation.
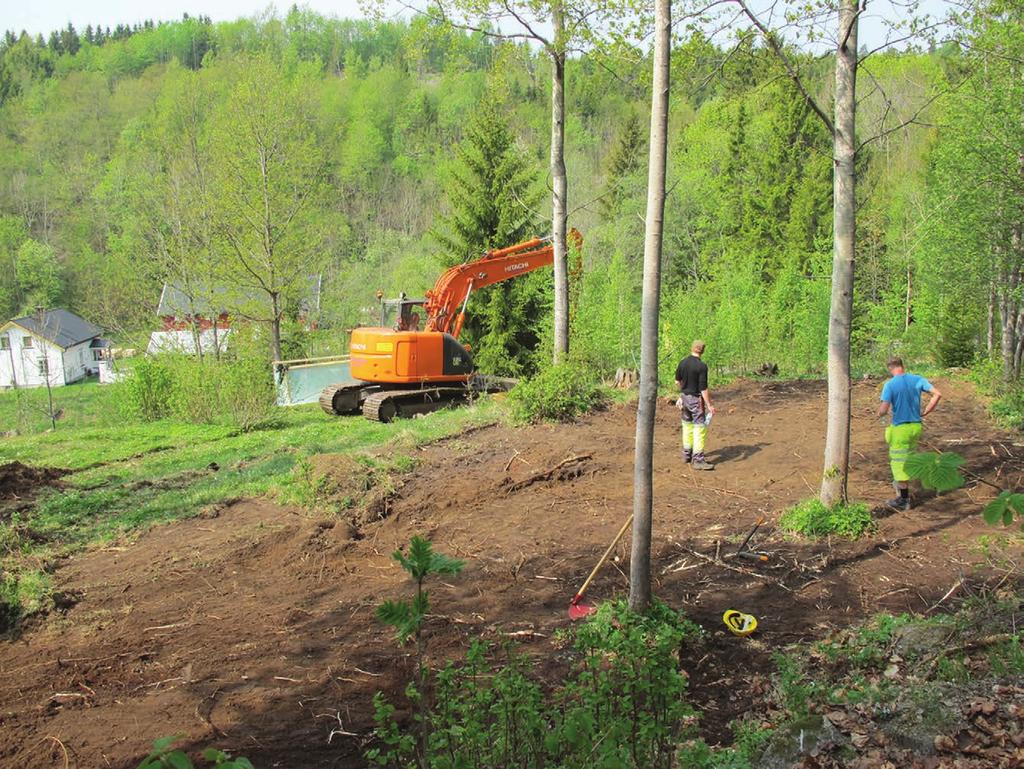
[682,449,692,464]
[885,496,910,512]
[691,455,714,471]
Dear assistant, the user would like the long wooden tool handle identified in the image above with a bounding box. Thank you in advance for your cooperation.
[735,516,766,555]
[571,513,634,604]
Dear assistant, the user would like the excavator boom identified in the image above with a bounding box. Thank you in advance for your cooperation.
[425,229,583,337]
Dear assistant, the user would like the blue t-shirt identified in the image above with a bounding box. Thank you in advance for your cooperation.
[881,373,933,426]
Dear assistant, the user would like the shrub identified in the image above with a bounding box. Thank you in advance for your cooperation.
[507,362,605,423]
[122,357,176,421]
[779,498,874,539]
[368,598,701,769]
[119,354,275,431]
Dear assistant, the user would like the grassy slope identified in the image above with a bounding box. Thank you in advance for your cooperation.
[0,382,499,584]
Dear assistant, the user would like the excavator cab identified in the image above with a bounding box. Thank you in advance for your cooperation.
[380,295,427,332]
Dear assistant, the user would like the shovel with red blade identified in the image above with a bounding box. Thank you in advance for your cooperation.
[568,513,634,620]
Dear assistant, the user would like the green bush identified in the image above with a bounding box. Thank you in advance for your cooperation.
[507,362,605,423]
[122,357,176,421]
[119,353,275,431]
[779,498,874,539]
[368,598,701,769]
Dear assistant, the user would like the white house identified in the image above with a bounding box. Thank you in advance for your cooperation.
[0,309,106,389]
[146,277,322,357]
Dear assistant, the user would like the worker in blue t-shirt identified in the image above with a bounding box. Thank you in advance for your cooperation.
[878,357,942,511]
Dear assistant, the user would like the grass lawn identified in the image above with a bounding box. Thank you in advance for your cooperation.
[0,382,500,616]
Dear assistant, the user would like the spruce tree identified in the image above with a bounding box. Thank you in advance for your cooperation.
[600,111,646,221]
[432,93,544,376]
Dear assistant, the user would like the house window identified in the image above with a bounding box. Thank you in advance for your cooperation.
[23,336,33,348]
[93,350,104,362]
[0,336,8,350]
[37,358,49,376]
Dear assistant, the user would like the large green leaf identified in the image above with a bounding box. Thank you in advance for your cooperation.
[982,490,1024,528]
[903,451,966,492]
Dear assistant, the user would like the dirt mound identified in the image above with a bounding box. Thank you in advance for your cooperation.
[307,453,400,527]
[0,461,66,499]
[1,378,1022,769]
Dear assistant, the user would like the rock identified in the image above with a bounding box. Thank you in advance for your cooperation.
[892,622,952,658]
[756,715,845,769]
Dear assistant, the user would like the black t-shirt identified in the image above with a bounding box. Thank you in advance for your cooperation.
[675,355,708,396]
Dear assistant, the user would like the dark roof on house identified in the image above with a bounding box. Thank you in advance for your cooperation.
[10,309,103,349]
[157,277,322,318]
[157,283,240,318]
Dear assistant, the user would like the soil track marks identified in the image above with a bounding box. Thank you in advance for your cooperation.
[2,378,1022,768]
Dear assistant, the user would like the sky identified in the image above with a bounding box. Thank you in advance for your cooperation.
[5,0,956,50]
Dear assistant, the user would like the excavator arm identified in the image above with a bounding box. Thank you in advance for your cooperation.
[424,229,582,337]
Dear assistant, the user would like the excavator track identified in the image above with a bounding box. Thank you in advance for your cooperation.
[362,387,472,423]
[319,383,378,416]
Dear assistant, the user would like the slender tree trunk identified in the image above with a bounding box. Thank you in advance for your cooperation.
[550,4,569,365]
[904,263,912,331]
[1013,308,1024,377]
[1001,266,1019,382]
[271,293,283,362]
[820,0,858,508]
[628,0,670,614]
[192,318,204,360]
[988,276,996,355]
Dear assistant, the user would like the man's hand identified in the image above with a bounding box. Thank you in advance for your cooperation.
[922,387,942,417]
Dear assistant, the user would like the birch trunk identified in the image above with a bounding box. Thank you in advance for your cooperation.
[628,0,670,613]
[820,0,858,507]
[550,3,569,364]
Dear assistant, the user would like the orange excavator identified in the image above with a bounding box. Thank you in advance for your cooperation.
[320,230,582,422]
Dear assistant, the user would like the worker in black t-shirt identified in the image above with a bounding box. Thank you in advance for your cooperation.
[674,340,716,470]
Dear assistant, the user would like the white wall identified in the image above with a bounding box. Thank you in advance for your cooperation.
[147,328,232,356]
[62,340,96,384]
[0,328,68,389]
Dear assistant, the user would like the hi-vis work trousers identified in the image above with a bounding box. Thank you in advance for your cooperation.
[885,422,922,483]
[680,393,707,461]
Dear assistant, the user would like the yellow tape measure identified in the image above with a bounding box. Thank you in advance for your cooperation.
[723,609,758,637]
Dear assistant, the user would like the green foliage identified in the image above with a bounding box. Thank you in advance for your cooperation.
[120,354,275,430]
[600,111,646,220]
[12,239,63,313]
[779,498,874,539]
[368,599,702,769]
[507,362,605,423]
[122,358,176,421]
[990,388,1024,431]
[903,451,967,492]
[136,736,253,769]
[982,490,1024,529]
[377,535,465,644]
[0,568,50,631]
[431,88,544,377]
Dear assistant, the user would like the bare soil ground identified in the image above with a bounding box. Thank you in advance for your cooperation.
[0,462,66,518]
[2,378,1022,769]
